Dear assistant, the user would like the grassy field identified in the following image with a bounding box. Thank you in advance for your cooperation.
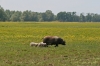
[0,22,100,66]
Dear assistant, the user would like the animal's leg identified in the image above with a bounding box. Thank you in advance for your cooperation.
[46,43,48,47]
[45,44,48,47]
[55,44,58,47]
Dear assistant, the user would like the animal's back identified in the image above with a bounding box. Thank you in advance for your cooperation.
[43,36,59,44]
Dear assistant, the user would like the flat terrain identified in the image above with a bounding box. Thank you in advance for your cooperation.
[0,22,100,66]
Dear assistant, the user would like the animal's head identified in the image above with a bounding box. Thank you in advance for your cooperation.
[62,40,66,45]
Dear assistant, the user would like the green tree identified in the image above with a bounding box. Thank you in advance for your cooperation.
[41,10,54,21]
[10,11,22,21]
[38,13,44,22]
[45,10,54,21]
[5,10,11,21]
[65,12,71,21]
[30,12,38,21]
[80,13,86,22]
[92,14,100,22]
[20,10,30,21]
[0,6,7,21]
[57,12,67,22]
[71,12,79,22]
[86,13,92,22]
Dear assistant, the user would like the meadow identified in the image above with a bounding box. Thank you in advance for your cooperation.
[0,22,100,66]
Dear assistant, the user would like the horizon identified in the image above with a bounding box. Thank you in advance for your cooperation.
[0,0,100,15]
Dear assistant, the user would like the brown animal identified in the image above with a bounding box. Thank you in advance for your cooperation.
[43,36,66,47]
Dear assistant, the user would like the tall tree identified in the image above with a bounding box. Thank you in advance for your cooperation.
[92,14,100,22]
[0,6,7,21]
[20,10,30,21]
[86,13,92,22]
[30,12,38,21]
[10,11,22,21]
[80,13,86,22]
[71,12,79,22]
[57,12,67,22]
[41,10,55,21]
[66,12,71,21]
[38,13,44,22]
[5,10,11,21]
[45,10,54,21]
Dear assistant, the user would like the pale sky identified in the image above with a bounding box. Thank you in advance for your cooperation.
[0,0,100,14]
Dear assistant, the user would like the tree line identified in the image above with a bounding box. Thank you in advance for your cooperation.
[0,6,100,22]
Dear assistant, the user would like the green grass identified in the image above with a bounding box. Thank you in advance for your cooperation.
[0,22,100,66]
